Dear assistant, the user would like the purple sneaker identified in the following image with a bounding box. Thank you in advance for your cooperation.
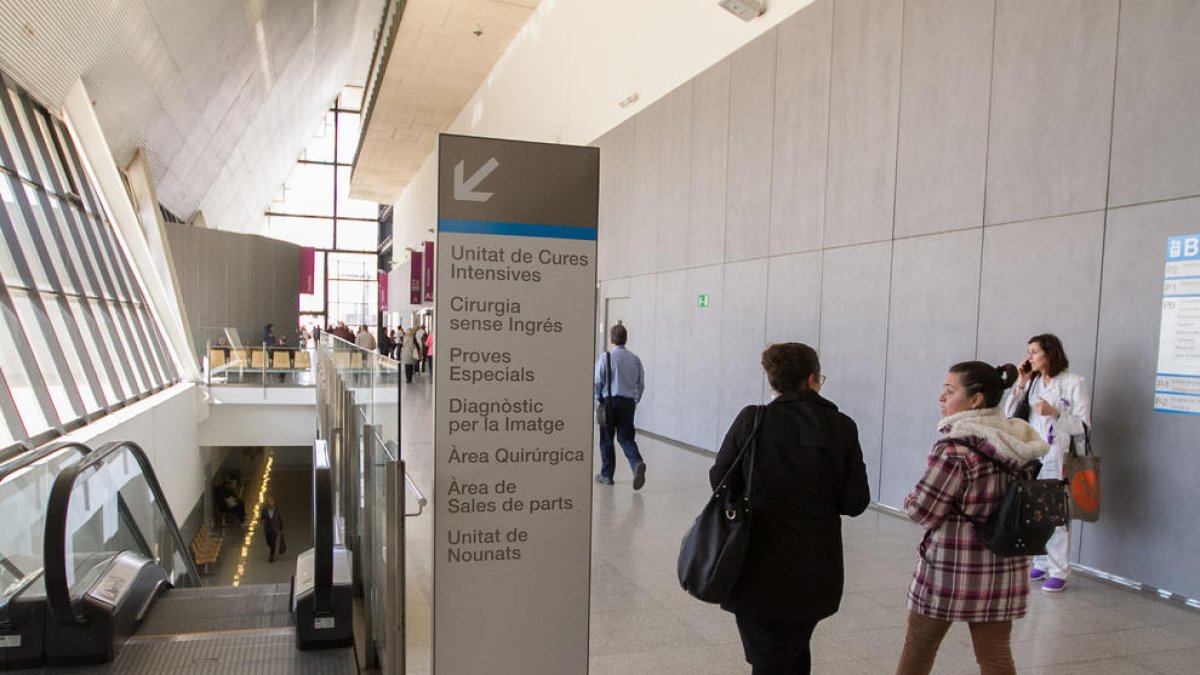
[1042,577,1066,592]
[1030,567,1047,582]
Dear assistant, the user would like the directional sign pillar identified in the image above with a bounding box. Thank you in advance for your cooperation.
[434,134,598,674]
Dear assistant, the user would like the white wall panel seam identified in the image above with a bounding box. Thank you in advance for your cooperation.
[1078,0,1127,564]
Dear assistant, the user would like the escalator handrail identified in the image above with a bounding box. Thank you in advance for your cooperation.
[43,440,202,625]
[0,440,92,484]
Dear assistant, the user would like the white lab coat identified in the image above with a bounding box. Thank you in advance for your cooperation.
[1003,370,1090,477]
[1003,369,1090,580]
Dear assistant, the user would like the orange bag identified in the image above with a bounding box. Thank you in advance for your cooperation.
[1065,426,1100,522]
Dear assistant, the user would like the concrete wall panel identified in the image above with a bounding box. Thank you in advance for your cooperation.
[819,241,891,497]
[985,0,1119,225]
[725,30,777,263]
[626,274,658,430]
[656,84,693,272]
[680,265,724,449]
[717,259,769,448]
[1091,198,1200,600]
[895,0,993,237]
[769,0,832,255]
[824,0,903,248]
[631,101,664,277]
[599,120,635,281]
[765,251,822,349]
[688,59,730,268]
[651,270,687,441]
[880,229,982,506]
[976,212,1104,381]
[1108,1,1200,207]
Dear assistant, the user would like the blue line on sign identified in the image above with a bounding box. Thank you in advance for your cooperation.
[1155,390,1200,397]
[1163,294,1200,298]
[438,219,597,241]
[1154,407,1200,416]
[1155,373,1200,378]
[1164,275,1200,280]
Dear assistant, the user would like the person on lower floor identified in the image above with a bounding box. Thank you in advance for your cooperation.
[593,324,646,489]
[1004,333,1090,592]
[260,496,284,563]
[896,361,1049,675]
[713,343,871,675]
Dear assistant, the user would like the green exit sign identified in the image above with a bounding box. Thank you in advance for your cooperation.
[697,293,710,308]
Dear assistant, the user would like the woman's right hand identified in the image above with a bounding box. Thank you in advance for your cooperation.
[1016,359,1033,387]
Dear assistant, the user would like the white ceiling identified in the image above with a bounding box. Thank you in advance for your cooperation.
[0,0,382,233]
[350,0,540,204]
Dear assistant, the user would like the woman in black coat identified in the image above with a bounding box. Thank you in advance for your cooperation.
[710,342,872,675]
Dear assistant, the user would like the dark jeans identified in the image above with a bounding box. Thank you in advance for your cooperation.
[265,531,278,561]
[736,614,819,675]
[597,396,642,479]
[404,364,414,383]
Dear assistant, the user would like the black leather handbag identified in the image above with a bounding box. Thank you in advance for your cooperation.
[677,406,764,603]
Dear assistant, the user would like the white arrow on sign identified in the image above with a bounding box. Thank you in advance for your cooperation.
[454,158,499,202]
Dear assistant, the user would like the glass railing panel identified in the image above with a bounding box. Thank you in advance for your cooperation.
[59,445,196,593]
[0,443,89,611]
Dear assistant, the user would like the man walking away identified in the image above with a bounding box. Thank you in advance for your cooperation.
[594,324,647,489]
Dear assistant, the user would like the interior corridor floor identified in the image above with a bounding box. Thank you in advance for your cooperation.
[205,448,314,587]
[397,377,1200,674]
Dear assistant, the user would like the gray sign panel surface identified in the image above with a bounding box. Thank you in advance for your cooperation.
[434,133,598,675]
[438,133,599,227]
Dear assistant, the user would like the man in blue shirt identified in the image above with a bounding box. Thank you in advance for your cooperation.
[594,324,647,489]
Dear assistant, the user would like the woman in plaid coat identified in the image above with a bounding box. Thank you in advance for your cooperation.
[895,361,1049,675]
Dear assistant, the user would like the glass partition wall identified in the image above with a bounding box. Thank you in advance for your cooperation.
[316,334,412,673]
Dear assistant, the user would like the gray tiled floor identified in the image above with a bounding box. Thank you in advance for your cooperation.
[397,377,1200,674]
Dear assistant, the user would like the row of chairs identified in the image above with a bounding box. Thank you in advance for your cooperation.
[191,526,223,573]
[209,348,313,370]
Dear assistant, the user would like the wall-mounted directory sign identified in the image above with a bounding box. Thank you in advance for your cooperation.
[1155,234,1200,414]
[434,134,598,674]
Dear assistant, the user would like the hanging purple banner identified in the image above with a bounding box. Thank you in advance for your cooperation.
[423,240,434,302]
[410,250,423,305]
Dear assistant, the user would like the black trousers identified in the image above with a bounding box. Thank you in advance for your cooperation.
[735,614,819,675]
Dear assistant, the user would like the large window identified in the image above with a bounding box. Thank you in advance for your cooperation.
[0,72,179,453]
[261,87,379,333]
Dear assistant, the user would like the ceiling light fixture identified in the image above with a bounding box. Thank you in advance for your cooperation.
[719,0,765,21]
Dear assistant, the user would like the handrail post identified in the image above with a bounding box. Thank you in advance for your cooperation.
[391,452,406,675]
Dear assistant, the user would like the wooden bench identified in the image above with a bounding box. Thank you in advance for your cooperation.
[191,527,223,573]
[272,350,291,369]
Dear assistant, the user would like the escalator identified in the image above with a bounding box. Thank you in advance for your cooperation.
[0,441,356,673]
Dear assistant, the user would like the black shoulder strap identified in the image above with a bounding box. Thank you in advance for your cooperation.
[712,405,765,497]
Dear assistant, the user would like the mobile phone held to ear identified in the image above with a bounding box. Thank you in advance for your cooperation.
[1020,361,1032,374]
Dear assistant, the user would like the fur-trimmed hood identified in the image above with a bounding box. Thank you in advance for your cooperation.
[936,408,1049,467]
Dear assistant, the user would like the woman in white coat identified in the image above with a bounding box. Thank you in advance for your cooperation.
[1003,333,1090,592]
